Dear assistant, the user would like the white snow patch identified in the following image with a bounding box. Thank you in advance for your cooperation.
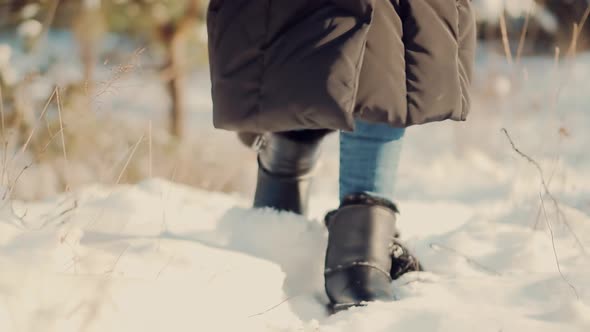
[17,20,43,40]
[0,179,588,331]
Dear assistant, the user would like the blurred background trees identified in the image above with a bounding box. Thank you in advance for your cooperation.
[534,0,590,51]
[100,0,206,137]
[0,0,588,199]
[1,0,208,138]
[475,0,590,55]
[0,0,589,138]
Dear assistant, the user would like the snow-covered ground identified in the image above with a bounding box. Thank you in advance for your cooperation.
[1,178,588,331]
[1,32,589,330]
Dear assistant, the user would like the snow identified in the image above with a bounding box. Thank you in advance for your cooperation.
[472,0,558,32]
[0,31,589,331]
[1,177,588,331]
[17,20,43,40]
[20,4,41,20]
[83,0,102,10]
[0,44,11,67]
[472,0,535,20]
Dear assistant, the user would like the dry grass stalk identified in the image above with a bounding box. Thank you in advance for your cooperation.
[248,295,300,318]
[566,5,590,57]
[10,201,28,229]
[39,126,64,154]
[0,86,5,136]
[516,3,535,64]
[568,24,580,57]
[156,256,174,279]
[501,128,586,255]
[429,243,501,276]
[19,86,57,157]
[105,244,131,275]
[551,46,562,107]
[578,5,590,40]
[39,200,78,229]
[533,159,561,230]
[56,86,70,191]
[93,48,144,103]
[499,10,513,65]
[539,193,580,300]
[87,132,147,230]
[2,163,31,201]
[0,86,7,188]
[148,120,153,178]
[115,134,145,185]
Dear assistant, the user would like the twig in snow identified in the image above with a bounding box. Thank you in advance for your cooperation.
[501,128,586,255]
[502,128,544,172]
[9,201,28,229]
[248,295,300,318]
[156,256,174,279]
[539,193,580,300]
[61,239,81,274]
[39,200,78,229]
[104,244,131,275]
[57,201,78,225]
[533,159,560,230]
[2,163,32,201]
[429,243,502,276]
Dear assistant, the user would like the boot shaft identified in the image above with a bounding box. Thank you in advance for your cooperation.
[253,131,329,215]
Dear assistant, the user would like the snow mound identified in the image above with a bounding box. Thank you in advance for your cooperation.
[0,179,588,331]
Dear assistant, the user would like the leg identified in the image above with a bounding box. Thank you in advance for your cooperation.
[339,120,405,202]
[325,120,421,311]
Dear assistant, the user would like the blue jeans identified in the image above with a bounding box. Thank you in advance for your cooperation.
[339,120,405,203]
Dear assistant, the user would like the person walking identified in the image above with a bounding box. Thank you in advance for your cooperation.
[206,0,476,311]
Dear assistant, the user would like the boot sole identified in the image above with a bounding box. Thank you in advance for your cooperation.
[326,301,367,315]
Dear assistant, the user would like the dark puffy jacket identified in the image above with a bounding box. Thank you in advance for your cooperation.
[207,0,476,133]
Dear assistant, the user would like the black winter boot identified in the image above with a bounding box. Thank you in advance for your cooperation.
[324,193,423,312]
[253,130,330,215]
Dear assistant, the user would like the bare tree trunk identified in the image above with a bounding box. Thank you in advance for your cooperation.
[164,32,186,138]
[36,0,60,51]
[73,2,104,104]
[158,0,202,138]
